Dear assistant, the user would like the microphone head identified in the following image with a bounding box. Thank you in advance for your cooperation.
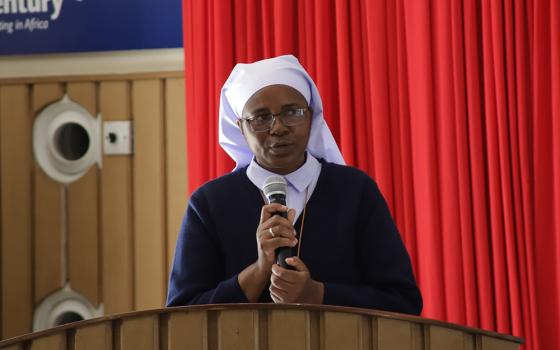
[263,175,287,204]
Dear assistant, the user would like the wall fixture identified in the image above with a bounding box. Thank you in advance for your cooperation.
[33,94,102,184]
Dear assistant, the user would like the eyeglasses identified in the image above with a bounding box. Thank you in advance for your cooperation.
[241,107,309,132]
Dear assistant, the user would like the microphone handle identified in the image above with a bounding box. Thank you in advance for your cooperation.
[276,247,294,269]
[272,211,294,269]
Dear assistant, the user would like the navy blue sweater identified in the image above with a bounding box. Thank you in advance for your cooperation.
[167,161,422,315]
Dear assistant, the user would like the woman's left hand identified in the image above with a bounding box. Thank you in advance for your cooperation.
[269,257,324,304]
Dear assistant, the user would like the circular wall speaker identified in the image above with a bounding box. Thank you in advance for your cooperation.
[33,284,103,331]
[33,94,101,183]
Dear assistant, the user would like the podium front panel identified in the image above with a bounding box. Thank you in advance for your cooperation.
[0,304,523,350]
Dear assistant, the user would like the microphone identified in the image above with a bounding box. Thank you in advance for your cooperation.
[263,175,294,269]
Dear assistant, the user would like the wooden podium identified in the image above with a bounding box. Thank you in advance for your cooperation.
[0,304,522,350]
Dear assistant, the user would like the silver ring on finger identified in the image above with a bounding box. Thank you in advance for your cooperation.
[269,227,275,237]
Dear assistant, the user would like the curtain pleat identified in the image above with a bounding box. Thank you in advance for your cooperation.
[533,0,558,349]
[433,0,465,326]
[366,0,394,210]
[504,0,530,342]
[403,0,449,319]
[450,0,479,328]
[182,1,559,348]
[513,2,539,347]
[246,0,262,61]
[553,0,560,345]
[383,0,398,221]
[463,0,500,333]
[315,0,339,141]
[394,0,417,267]
[485,0,513,333]
[334,0,354,165]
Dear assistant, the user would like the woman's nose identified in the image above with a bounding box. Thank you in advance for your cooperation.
[269,115,289,134]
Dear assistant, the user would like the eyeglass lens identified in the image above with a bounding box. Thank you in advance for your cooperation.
[249,108,307,131]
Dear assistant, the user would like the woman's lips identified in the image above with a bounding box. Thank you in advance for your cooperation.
[268,142,294,154]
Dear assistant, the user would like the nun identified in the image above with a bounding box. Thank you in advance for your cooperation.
[167,55,422,314]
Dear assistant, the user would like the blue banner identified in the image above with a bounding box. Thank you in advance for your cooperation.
[0,0,182,55]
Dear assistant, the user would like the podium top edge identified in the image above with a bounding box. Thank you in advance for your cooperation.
[0,303,524,346]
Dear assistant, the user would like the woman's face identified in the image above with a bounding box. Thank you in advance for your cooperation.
[238,84,312,175]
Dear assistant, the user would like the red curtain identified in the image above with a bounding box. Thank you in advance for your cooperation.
[182,1,560,349]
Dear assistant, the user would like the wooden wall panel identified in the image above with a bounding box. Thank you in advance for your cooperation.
[74,322,112,350]
[132,79,166,309]
[166,311,206,350]
[32,83,65,303]
[30,333,66,350]
[99,81,133,314]
[66,82,100,306]
[119,316,158,350]
[0,73,186,339]
[268,310,308,350]
[164,77,187,278]
[217,310,257,350]
[0,85,33,339]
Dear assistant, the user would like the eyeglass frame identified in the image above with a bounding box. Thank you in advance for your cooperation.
[240,106,311,133]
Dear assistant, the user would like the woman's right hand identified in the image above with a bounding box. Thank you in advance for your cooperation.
[255,203,298,274]
[238,203,297,302]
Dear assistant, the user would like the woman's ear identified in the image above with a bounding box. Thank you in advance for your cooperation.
[236,119,245,136]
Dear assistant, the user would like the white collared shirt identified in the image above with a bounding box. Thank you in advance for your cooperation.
[246,153,322,220]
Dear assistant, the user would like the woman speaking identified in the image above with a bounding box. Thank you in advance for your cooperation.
[166,55,422,315]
